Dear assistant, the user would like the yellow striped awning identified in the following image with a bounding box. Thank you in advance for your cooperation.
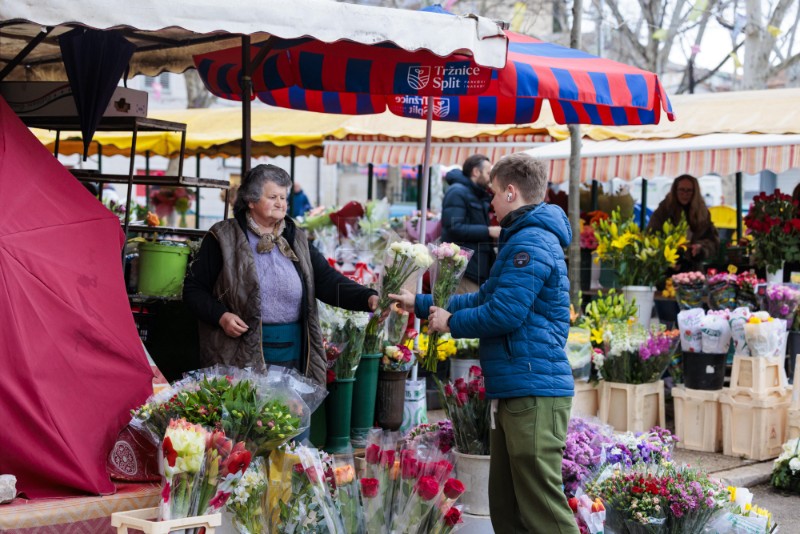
[524,133,800,184]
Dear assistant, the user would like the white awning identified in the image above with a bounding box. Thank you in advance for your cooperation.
[0,0,508,80]
[524,133,800,183]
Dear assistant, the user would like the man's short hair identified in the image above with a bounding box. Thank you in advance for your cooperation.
[462,154,490,179]
[490,153,548,203]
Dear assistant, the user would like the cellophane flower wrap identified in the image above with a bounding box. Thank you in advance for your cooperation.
[423,242,473,372]
[763,284,800,328]
[671,271,707,310]
[601,324,679,384]
[159,418,207,522]
[735,271,763,311]
[196,430,252,516]
[381,344,415,372]
[364,240,433,354]
[320,304,370,379]
[707,270,738,310]
[710,486,775,533]
[771,437,800,494]
[226,457,268,534]
[332,452,365,534]
[390,449,454,534]
[435,366,490,455]
[385,302,411,346]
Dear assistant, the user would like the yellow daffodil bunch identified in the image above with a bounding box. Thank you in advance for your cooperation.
[594,208,688,287]
[405,329,457,361]
[578,289,638,348]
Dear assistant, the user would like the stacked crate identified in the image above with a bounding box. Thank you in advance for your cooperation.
[672,386,722,452]
[719,354,792,460]
[788,357,800,440]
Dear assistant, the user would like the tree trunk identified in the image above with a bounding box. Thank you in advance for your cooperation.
[184,70,217,109]
[568,0,583,309]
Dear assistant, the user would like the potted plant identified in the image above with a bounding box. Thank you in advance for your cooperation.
[594,208,688,327]
[744,189,800,282]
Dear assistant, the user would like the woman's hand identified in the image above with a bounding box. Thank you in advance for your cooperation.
[219,312,249,338]
[389,289,415,314]
[689,243,702,256]
[368,294,391,323]
[428,307,451,333]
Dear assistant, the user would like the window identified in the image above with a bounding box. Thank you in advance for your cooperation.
[144,73,171,93]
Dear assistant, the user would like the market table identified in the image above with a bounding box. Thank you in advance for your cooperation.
[0,482,160,533]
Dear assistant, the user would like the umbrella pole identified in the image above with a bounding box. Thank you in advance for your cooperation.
[411,99,434,383]
[241,35,253,179]
[736,171,743,241]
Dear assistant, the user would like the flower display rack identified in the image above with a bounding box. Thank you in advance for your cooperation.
[598,380,665,433]
[672,386,722,453]
[572,381,599,418]
[111,507,221,534]
[730,354,789,399]
[719,390,791,461]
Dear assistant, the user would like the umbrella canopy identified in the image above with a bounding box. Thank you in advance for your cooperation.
[59,29,136,159]
[0,95,153,497]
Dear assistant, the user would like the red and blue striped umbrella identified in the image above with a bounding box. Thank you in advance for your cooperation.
[194,32,673,126]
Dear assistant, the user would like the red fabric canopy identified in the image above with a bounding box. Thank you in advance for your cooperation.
[0,95,153,498]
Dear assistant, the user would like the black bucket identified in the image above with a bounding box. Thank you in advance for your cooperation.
[683,352,726,390]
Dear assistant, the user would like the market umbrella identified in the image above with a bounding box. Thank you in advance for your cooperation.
[59,28,136,160]
[0,95,152,497]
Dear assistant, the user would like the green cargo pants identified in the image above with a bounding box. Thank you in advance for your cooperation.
[489,396,578,534]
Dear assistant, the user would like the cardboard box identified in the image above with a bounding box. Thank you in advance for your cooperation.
[0,82,147,118]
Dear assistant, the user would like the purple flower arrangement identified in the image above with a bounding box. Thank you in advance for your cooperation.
[764,283,800,327]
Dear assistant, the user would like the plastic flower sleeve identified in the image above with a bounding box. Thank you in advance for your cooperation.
[159,419,208,525]
[295,446,345,533]
[332,451,365,534]
[226,456,268,534]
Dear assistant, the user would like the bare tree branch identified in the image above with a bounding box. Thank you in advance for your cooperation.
[600,0,649,63]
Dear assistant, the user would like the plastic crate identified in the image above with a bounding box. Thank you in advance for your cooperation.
[672,386,722,452]
[719,390,791,460]
[598,380,665,433]
[131,302,159,344]
[573,381,599,418]
[730,354,789,399]
[111,507,220,534]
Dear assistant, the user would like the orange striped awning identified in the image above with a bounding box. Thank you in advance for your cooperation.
[524,133,800,184]
[324,133,553,166]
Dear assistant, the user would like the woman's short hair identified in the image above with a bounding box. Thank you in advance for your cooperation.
[489,153,548,203]
[234,164,292,212]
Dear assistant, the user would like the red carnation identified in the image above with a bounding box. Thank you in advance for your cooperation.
[443,478,465,499]
[415,475,440,501]
[360,477,379,498]
[365,444,381,464]
[163,436,177,468]
[444,506,462,526]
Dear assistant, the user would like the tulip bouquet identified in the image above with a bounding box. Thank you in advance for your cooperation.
[364,240,433,354]
[159,419,207,522]
[226,457,268,534]
[423,242,473,371]
[435,366,490,455]
[196,430,252,515]
[671,271,707,310]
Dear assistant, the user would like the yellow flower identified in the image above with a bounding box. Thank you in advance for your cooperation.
[664,245,679,265]
[590,328,604,344]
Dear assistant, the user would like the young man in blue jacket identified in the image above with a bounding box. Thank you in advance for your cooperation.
[392,153,577,533]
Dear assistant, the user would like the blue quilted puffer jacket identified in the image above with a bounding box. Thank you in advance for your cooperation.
[416,203,574,399]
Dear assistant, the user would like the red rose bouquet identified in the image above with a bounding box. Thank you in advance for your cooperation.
[745,190,800,275]
[435,366,490,455]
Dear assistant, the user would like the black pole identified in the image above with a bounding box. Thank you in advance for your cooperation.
[416,164,423,211]
[640,179,648,228]
[736,171,743,241]
[53,130,60,158]
[427,166,432,210]
[367,163,374,201]
[289,145,296,215]
[241,35,252,179]
[97,143,104,200]
[591,179,599,211]
[145,150,151,212]
[196,155,202,230]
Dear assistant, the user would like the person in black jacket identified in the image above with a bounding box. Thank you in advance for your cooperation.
[441,154,499,292]
[183,164,378,385]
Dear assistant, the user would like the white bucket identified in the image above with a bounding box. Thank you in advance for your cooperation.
[454,450,491,516]
[622,285,655,328]
[450,358,481,382]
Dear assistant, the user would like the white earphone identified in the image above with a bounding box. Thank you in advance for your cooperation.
[507,193,512,201]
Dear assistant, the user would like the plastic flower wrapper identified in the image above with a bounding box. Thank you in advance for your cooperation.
[226,457,268,534]
[363,428,402,528]
[310,224,338,261]
[364,240,433,354]
[764,283,800,327]
[422,473,464,532]
[729,307,752,355]
[390,449,454,534]
[359,475,384,534]
[385,302,410,346]
[714,486,775,533]
[743,313,784,357]
[332,451,365,534]
[406,420,455,456]
[600,427,677,469]
[566,327,593,383]
[671,271,707,310]
[422,243,473,372]
[320,304,370,379]
[434,366,490,455]
[428,505,464,534]
[159,419,207,523]
[391,443,455,523]
[568,493,605,534]
[707,269,739,311]
[562,418,614,498]
[771,437,800,494]
[381,344,415,372]
[196,430,252,516]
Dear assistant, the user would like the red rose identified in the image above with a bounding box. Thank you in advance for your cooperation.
[444,506,462,526]
[225,449,252,475]
[360,477,379,498]
[380,449,396,468]
[365,444,381,464]
[293,463,305,475]
[401,457,418,479]
[415,475,440,501]
[456,391,468,406]
[435,460,454,478]
[326,369,336,384]
[443,478,465,499]
[304,466,320,485]
[478,387,486,400]
[468,365,482,378]
[454,378,467,392]
[444,383,454,397]
[568,497,579,512]
[163,436,177,468]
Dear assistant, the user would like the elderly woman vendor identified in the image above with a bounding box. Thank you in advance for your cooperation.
[184,164,378,385]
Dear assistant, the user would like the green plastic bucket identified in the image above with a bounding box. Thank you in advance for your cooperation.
[324,378,355,453]
[137,241,190,297]
[350,353,382,447]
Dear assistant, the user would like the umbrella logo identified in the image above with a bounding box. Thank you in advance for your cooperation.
[433,98,450,119]
[407,66,431,91]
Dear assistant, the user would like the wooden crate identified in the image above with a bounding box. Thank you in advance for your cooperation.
[719,390,791,461]
[111,507,221,534]
[572,381,599,418]
[789,407,800,441]
[598,380,665,433]
[672,386,722,453]
[729,354,788,399]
